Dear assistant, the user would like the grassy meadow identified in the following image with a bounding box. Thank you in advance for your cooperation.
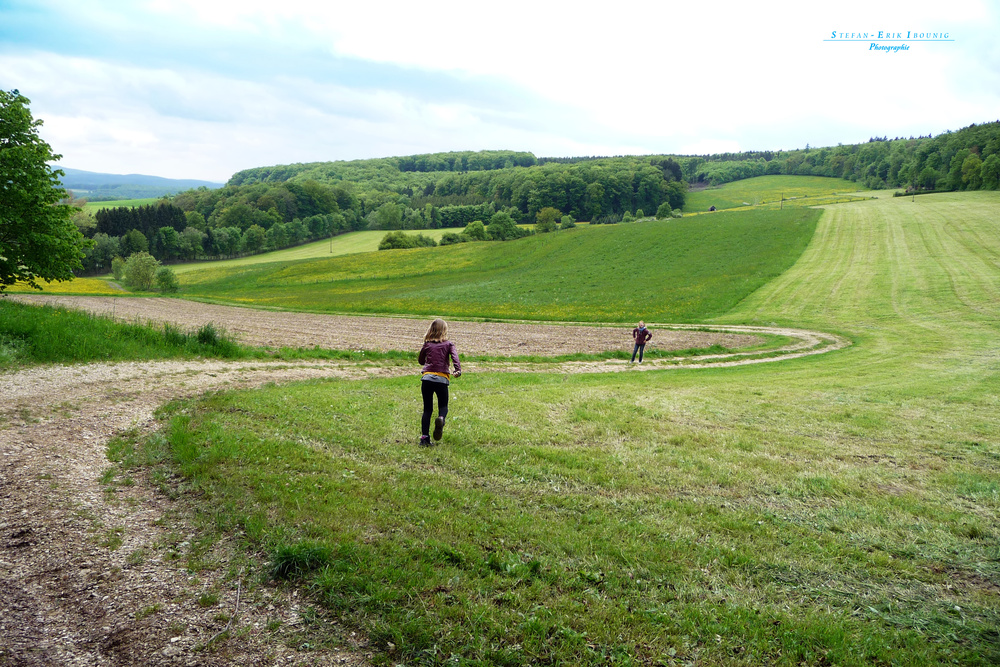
[82,197,163,213]
[684,175,869,213]
[176,208,820,322]
[109,191,1000,665]
[169,228,455,275]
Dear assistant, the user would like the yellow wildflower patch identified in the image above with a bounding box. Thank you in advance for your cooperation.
[5,277,126,295]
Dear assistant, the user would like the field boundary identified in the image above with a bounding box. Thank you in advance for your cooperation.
[8,294,850,371]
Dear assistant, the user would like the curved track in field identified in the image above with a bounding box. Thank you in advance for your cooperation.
[9,295,849,369]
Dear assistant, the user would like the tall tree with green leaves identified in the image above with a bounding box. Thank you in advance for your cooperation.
[0,89,89,291]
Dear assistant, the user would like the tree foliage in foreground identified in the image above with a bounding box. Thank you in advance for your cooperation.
[0,89,89,291]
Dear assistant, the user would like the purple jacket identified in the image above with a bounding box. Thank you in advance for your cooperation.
[632,327,652,345]
[419,340,461,375]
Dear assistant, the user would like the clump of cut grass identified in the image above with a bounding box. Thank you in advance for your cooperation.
[135,603,162,620]
[197,592,220,608]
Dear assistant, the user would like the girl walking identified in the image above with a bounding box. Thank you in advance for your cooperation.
[418,318,462,446]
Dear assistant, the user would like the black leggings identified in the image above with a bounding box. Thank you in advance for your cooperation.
[421,380,449,436]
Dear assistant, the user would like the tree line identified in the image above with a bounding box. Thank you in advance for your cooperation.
[682,121,1000,191]
[226,152,688,223]
[73,120,1000,275]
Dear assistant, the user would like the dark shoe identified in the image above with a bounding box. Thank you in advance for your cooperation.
[433,416,445,441]
[419,435,432,447]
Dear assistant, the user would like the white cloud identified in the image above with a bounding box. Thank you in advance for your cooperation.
[2,0,997,178]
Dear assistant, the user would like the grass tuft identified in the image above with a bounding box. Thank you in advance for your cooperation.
[270,543,334,580]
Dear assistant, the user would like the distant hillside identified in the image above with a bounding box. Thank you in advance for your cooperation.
[56,167,224,201]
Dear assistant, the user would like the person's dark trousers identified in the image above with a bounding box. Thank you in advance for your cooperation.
[631,343,645,363]
[421,381,449,436]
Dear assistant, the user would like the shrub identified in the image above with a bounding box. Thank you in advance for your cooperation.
[379,231,439,250]
[111,256,125,281]
[592,212,622,225]
[635,209,644,219]
[560,215,576,229]
[656,202,673,219]
[535,207,561,233]
[486,212,530,241]
[622,211,635,223]
[463,220,487,241]
[155,267,179,293]
[535,218,557,233]
[439,232,470,246]
[123,252,160,291]
[671,208,684,219]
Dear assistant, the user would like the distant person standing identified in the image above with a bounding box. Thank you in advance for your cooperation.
[631,321,652,363]
[418,319,462,446]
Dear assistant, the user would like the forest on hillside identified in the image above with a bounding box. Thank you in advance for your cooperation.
[73,121,1000,274]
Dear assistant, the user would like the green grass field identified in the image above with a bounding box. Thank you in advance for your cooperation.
[82,197,162,213]
[110,191,1000,665]
[169,229,454,275]
[176,208,820,322]
[684,175,869,213]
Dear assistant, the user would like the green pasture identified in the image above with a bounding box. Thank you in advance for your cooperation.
[82,197,162,212]
[176,208,820,322]
[684,175,868,213]
[169,229,454,275]
[114,191,1000,665]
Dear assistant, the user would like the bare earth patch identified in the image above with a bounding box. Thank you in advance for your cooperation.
[1,296,849,664]
[9,295,766,357]
[0,359,394,666]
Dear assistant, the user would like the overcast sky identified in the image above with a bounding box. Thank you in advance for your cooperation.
[2,0,997,182]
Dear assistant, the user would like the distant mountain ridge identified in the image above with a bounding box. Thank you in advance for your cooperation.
[55,166,224,201]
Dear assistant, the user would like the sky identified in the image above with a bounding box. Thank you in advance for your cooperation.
[1,0,998,182]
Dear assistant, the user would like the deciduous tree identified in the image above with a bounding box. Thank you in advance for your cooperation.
[123,251,160,291]
[0,89,89,291]
[535,207,561,233]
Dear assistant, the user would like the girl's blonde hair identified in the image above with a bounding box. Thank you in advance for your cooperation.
[424,318,448,342]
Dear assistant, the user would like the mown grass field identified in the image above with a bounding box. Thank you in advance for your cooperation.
[176,208,820,322]
[82,197,162,213]
[112,191,1000,665]
[684,175,867,213]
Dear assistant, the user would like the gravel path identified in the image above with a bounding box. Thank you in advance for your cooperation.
[1,358,391,666]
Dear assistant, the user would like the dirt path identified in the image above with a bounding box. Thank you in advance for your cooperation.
[9,295,767,357]
[0,359,399,666]
[1,297,849,664]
